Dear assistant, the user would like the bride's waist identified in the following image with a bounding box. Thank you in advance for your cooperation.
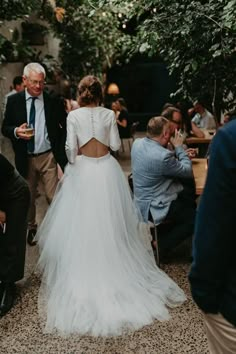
[79,152,111,162]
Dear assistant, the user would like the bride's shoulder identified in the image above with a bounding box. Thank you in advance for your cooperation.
[67,107,88,120]
[97,106,114,118]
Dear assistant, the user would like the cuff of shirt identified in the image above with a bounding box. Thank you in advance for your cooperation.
[14,127,20,139]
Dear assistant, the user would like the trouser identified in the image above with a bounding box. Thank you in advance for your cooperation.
[27,151,58,229]
[204,313,236,354]
[157,178,196,253]
[0,171,30,282]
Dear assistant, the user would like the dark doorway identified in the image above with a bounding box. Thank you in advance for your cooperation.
[106,57,176,130]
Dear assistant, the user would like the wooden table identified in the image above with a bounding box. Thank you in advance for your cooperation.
[192,158,208,195]
[186,136,213,145]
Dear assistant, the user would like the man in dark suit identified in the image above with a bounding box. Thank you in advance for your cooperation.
[0,153,30,316]
[189,120,236,353]
[2,62,68,246]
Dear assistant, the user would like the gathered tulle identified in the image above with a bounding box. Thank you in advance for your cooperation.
[36,153,186,336]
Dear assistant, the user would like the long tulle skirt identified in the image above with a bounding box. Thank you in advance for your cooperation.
[36,153,186,336]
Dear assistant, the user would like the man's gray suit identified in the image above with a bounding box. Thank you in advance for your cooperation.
[131,137,196,253]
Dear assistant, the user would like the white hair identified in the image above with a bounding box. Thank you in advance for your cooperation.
[23,62,46,78]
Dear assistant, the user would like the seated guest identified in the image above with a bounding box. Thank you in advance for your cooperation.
[131,116,196,256]
[192,100,216,131]
[115,98,131,139]
[161,106,200,157]
[0,153,30,316]
[162,106,204,139]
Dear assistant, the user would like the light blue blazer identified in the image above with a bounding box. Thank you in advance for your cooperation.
[131,137,193,225]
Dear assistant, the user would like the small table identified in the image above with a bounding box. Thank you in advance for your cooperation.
[186,136,213,158]
[186,136,213,145]
[192,158,208,195]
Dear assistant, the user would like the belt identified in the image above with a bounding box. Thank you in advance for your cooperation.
[28,149,52,157]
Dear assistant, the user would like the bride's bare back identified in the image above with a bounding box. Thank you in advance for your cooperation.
[80,138,109,158]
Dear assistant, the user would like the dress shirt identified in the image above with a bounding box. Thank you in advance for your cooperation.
[25,90,51,153]
[192,110,216,130]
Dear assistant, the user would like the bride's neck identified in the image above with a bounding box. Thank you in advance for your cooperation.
[85,102,99,108]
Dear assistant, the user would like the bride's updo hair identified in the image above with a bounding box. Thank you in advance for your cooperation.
[78,75,103,106]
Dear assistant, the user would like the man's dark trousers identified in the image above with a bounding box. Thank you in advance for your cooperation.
[0,171,30,282]
[157,178,196,254]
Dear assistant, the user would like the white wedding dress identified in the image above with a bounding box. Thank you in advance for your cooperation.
[36,106,186,336]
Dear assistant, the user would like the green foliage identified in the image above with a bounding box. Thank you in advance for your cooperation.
[0,0,41,21]
[98,0,236,113]
[43,0,132,81]
[0,0,44,64]
[0,30,37,63]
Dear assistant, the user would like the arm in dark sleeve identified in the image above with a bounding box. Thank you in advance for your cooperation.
[53,97,68,170]
[0,154,14,184]
[2,95,18,140]
[189,126,236,313]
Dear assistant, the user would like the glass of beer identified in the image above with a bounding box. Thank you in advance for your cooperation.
[24,124,34,137]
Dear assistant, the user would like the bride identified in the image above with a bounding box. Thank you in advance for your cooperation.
[36,75,186,336]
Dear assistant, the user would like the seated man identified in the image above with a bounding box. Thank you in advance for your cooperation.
[191,100,216,130]
[161,106,205,139]
[0,153,30,316]
[131,116,196,256]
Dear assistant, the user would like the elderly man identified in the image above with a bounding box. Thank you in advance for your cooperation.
[2,62,68,246]
[131,116,196,256]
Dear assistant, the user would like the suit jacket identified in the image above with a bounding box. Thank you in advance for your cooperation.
[189,120,236,327]
[0,154,15,209]
[131,137,193,224]
[2,90,68,178]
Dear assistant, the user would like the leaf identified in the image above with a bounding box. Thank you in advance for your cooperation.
[212,50,222,57]
[191,61,198,71]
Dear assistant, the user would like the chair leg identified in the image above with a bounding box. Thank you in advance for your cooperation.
[150,224,160,267]
[153,225,160,267]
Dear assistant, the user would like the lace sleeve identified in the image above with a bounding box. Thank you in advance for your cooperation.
[65,115,78,163]
[109,113,121,151]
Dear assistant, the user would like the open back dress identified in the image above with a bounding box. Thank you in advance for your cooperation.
[36,106,186,336]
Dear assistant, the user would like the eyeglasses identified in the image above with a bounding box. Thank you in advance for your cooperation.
[171,120,181,125]
[27,78,46,86]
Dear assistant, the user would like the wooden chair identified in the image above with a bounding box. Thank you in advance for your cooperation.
[148,220,160,266]
[128,173,160,266]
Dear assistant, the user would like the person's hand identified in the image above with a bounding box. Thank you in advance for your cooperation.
[171,129,185,148]
[186,148,198,159]
[0,210,6,226]
[16,123,33,140]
